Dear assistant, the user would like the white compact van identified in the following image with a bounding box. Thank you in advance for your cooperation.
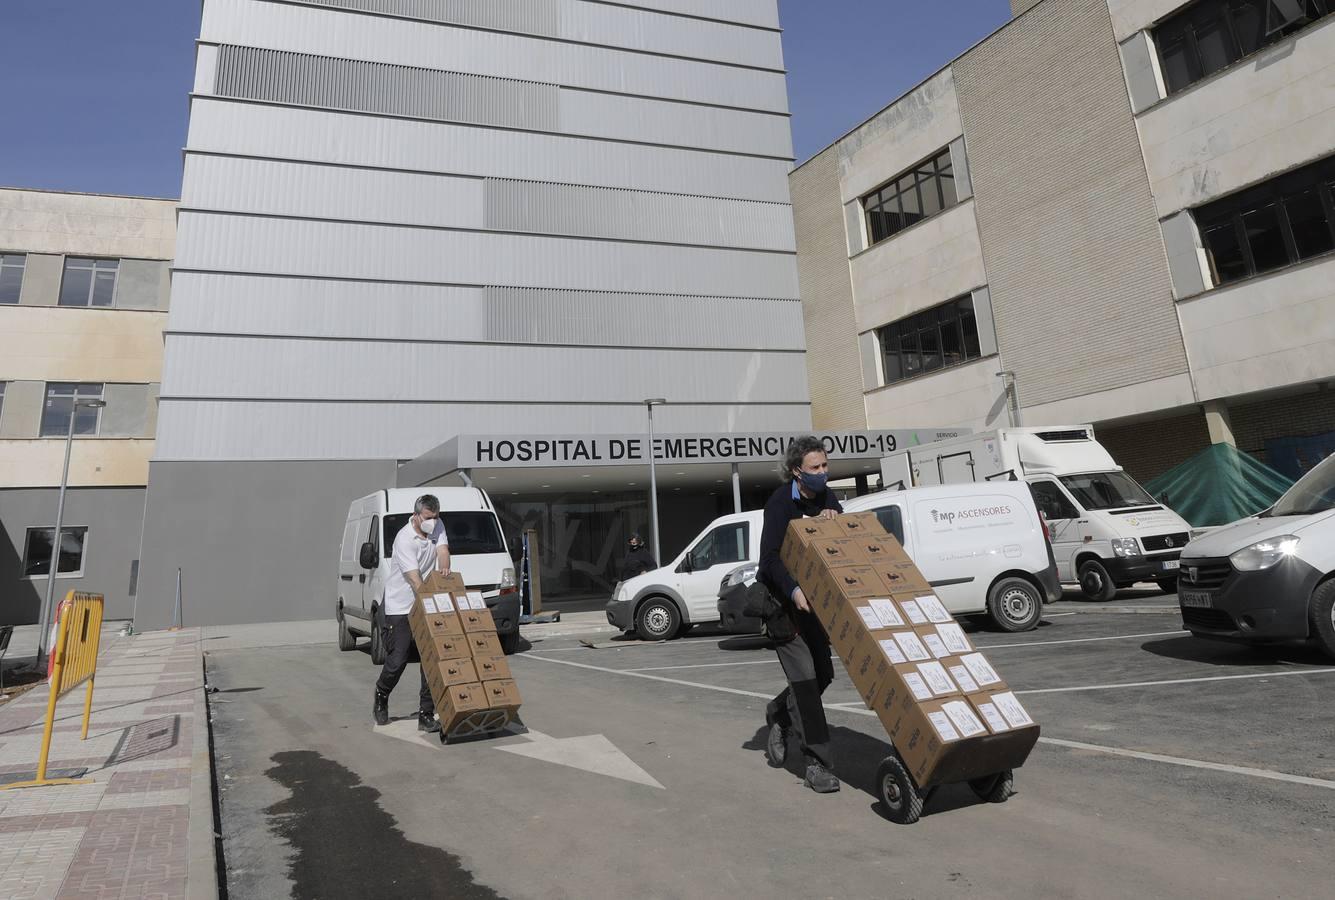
[607,481,1059,640]
[1177,453,1335,659]
[338,487,520,659]
[884,426,1193,600]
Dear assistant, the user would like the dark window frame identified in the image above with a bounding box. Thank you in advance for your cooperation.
[1196,153,1335,288]
[876,294,986,388]
[1154,0,1331,97]
[861,148,959,248]
[0,253,25,304]
[22,526,90,579]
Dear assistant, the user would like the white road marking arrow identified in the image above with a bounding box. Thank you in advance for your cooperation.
[497,729,664,789]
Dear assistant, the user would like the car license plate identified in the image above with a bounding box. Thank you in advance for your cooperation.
[1161,560,1180,571]
[1180,591,1213,608]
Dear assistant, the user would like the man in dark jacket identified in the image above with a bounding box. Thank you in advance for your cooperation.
[757,435,842,793]
[620,532,658,580]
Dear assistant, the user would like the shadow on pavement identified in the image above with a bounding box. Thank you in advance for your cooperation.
[1141,634,1330,667]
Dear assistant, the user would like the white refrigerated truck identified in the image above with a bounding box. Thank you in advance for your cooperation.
[882,426,1193,600]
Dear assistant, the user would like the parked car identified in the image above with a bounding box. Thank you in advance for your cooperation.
[338,487,520,660]
[1177,453,1335,659]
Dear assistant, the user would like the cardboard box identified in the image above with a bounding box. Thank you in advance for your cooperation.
[473,654,513,682]
[957,652,1008,692]
[806,537,868,570]
[933,621,975,655]
[459,608,497,634]
[465,632,504,658]
[780,517,844,574]
[421,570,467,595]
[870,558,933,595]
[834,511,883,537]
[415,631,473,663]
[482,678,523,714]
[847,534,910,566]
[435,682,490,732]
[915,659,962,698]
[914,625,954,660]
[827,566,889,600]
[967,693,1012,735]
[425,657,479,694]
[411,602,464,638]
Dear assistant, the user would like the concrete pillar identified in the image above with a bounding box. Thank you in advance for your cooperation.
[1204,400,1235,446]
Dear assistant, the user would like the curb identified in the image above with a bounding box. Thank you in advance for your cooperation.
[187,632,220,900]
[1048,606,1180,615]
[521,624,621,640]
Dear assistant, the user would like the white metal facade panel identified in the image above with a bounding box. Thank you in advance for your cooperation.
[167,274,806,350]
[608,0,780,29]
[159,335,808,403]
[199,0,789,112]
[194,44,219,93]
[482,179,795,251]
[281,0,783,69]
[154,399,809,461]
[174,212,801,298]
[185,99,793,202]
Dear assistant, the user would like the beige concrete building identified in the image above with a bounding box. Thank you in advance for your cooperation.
[791,0,1335,485]
[0,188,176,625]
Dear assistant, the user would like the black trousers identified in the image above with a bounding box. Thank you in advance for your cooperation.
[374,615,434,716]
[767,612,835,769]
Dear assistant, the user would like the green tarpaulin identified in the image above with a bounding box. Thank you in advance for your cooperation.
[1145,443,1294,527]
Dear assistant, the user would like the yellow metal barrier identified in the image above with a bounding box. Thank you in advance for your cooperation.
[0,592,104,791]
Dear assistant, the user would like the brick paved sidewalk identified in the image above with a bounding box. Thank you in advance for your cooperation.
[0,628,216,900]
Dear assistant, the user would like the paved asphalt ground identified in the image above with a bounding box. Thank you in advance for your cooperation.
[205,592,1335,899]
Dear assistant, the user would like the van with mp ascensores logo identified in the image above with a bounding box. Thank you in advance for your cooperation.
[1177,452,1335,659]
[883,427,1194,601]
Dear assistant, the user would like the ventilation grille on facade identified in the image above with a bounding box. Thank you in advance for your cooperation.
[277,0,559,35]
[1035,429,1092,442]
[213,44,559,131]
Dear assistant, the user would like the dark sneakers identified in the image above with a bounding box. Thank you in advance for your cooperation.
[373,691,389,727]
[764,706,789,767]
[418,712,441,734]
[804,763,840,794]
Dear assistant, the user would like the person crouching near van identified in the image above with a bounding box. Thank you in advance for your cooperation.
[757,436,842,793]
[374,494,450,732]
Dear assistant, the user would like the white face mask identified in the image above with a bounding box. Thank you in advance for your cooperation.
[417,515,437,536]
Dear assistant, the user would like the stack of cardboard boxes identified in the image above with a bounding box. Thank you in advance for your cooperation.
[781,513,1039,787]
[408,571,522,735]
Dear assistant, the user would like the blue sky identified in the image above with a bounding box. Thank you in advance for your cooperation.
[0,0,1012,198]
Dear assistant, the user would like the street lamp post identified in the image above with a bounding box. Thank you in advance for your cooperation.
[37,398,106,667]
[643,399,667,563]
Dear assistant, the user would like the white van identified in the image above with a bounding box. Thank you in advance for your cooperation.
[606,481,1058,639]
[1177,453,1335,659]
[338,487,520,659]
[885,426,1193,600]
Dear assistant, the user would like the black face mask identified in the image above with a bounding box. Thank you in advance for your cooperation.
[629,542,641,552]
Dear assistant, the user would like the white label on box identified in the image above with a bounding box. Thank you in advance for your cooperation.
[421,596,439,614]
[898,599,928,625]
[893,631,931,662]
[878,638,907,665]
[433,593,454,611]
[991,691,1035,728]
[917,661,958,696]
[466,592,486,610]
[942,700,987,739]
[869,598,905,628]
[948,665,980,694]
[916,594,953,624]
[936,622,972,655]
[976,702,1010,734]
[927,710,961,742]
[961,652,1002,687]
[903,672,933,702]
[922,633,951,659]
[856,607,882,631]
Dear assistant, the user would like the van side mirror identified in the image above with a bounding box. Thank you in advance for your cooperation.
[359,542,378,570]
[678,555,694,574]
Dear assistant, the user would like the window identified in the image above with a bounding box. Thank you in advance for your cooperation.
[0,382,6,423]
[382,512,505,557]
[1028,481,1080,521]
[39,383,104,437]
[689,522,749,571]
[23,527,89,578]
[862,149,958,247]
[873,506,906,544]
[0,254,24,303]
[58,257,119,307]
[876,295,985,387]
[1196,153,1335,287]
[1155,0,1331,95]
[1059,472,1157,511]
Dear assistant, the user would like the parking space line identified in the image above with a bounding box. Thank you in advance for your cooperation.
[1017,667,1335,695]
[517,653,775,700]
[1037,738,1335,791]
[625,660,780,673]
[527,637,735,654]
[975,630,1187,650]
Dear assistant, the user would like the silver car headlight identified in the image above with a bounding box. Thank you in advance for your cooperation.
[1231,536,1300,572]
[721,563,758,592]
[1111,538,1141,558]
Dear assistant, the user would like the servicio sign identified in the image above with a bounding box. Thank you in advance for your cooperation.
[459,430,969,469]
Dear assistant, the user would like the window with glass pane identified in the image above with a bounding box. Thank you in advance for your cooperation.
[1284,189,1335,259]
[0,254,24,303]
[1155,0,1331,95]
[875,294,987,387]
[861,148,960,247]
[59,258,119,307]
[40,383,104,437]
[23,527,88,577]
[1241,203,1289,273]
[1201,220,1250,284]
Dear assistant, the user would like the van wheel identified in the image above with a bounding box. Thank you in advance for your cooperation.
[369,607,387,665]
[987,577,1042,632]
[337,608,357,651]
[636,598,681,642]
[1078,559,1118,602]
[1309,580,1335,661]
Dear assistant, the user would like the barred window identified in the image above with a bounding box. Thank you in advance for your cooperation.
[862,149,958,247]
[877,295,984,386]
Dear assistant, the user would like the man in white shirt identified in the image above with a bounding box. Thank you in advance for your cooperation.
[374,494,450,732]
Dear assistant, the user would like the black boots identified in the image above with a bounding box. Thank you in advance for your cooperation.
[764,705,789,767]
[373,691,389,726]
[418,712,441,733]
[803,763,840,794]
